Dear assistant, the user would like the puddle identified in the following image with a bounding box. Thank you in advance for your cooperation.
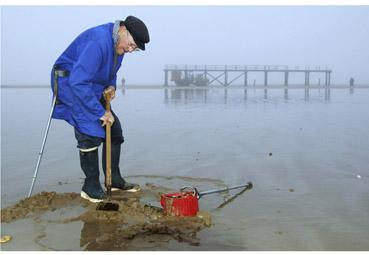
[0,175,227,250]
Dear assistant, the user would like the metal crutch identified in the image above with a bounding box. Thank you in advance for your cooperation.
[27,70,59,197]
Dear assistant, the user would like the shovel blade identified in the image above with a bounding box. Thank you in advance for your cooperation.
[96,201,119,211]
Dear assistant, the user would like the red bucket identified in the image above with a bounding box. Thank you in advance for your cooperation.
[160,187,199,216]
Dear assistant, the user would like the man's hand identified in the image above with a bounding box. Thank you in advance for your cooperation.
[104,86,116,100]
[100,111,115,126]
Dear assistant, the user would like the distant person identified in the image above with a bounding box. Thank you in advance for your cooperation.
[121,77,126,95]
[50,16,150,203]
[350,77,354,87]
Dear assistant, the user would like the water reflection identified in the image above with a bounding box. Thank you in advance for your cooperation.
[80,221,119,250]
[305,88,310,102]
[163,87,335,103]
[324,87,331,101]
[350,86,354,95]
[164,88,209,103]
[284,88,288,100]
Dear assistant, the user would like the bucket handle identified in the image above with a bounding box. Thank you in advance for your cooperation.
[180,186,200,199]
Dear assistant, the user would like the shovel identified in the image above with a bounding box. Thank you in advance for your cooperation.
[96,92,119,211]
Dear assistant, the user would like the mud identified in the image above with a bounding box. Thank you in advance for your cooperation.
[1,183,212,250]
[1,192,80,223]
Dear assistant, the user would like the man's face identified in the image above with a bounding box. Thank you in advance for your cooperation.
[115,28,139,55]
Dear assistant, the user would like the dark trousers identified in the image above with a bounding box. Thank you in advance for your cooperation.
[74,99,124,149]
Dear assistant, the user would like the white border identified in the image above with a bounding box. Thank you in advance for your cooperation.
[1,0,369,5]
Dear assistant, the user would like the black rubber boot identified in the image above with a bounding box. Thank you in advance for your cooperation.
[80,149,107,202]
[102,143,141,192]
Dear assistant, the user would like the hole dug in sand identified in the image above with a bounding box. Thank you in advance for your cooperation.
[1,190,212,250]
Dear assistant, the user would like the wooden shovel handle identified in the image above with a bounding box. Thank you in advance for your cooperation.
[104,92,112,197]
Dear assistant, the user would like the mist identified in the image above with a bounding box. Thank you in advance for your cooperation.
[1,5,369,86]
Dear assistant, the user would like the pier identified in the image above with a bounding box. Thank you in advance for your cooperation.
[163,65,332,87]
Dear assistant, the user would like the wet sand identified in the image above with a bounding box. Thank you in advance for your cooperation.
[1,180,215,250]
[2,88,369,250]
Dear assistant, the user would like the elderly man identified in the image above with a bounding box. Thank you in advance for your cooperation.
[50,16,150,203]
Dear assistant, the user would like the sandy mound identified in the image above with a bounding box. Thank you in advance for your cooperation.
[1,188,211,249]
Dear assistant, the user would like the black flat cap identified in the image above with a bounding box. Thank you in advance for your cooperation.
[122,16,150,50]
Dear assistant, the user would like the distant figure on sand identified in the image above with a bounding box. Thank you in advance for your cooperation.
[350,77,354,87]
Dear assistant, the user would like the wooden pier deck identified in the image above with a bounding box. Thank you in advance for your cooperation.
[163,65,332,87]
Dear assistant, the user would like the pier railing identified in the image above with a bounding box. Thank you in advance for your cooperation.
[163,64,332,86]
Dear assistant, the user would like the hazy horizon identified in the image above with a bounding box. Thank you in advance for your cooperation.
[1,6,369,86]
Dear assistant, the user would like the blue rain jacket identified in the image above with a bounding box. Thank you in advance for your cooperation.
[51,23,124,138]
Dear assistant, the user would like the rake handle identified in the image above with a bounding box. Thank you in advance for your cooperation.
[198,182,253,198]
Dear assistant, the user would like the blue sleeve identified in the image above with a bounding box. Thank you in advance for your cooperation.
[108,55,123,89]
[69,41,106,122]
[109,75,117,89]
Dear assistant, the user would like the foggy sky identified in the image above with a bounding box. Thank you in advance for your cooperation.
[1,6,369,85]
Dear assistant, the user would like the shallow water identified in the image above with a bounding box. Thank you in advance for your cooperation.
[1,86,369,250]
